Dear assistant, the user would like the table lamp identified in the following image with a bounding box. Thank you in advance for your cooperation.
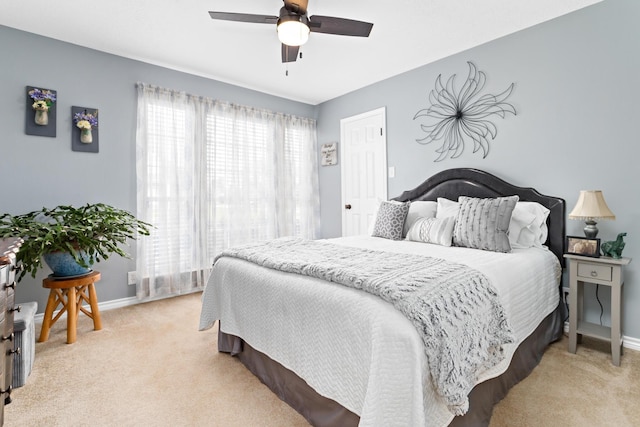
[568,190,615,238]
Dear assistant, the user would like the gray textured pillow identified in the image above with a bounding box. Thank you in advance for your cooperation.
[372,201,410,240]
[453,195,519,253]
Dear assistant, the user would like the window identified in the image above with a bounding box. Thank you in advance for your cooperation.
[135,84,320,299]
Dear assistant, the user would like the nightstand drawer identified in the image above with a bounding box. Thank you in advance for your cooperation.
[577,262,612,282]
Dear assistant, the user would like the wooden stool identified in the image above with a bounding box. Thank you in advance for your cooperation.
[39,271,102,344]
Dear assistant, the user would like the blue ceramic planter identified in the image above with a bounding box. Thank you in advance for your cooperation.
[43,251,93,277]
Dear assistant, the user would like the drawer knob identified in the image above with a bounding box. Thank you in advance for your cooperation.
[9,305,21,314]
[1,333,14,342]
[11,263,24,273]
[6,347,20,356]
[4,281,16,290]
[590,270,598,277]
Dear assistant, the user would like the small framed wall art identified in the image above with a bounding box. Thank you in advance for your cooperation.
[71,106,99,153]
[566,236,601,258]
[25,86,57,137]
[321,142,338,166]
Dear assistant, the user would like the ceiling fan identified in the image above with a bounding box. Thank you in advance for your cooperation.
[209,0,374,63]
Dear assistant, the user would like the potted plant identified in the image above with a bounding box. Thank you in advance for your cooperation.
[0,203,152,282]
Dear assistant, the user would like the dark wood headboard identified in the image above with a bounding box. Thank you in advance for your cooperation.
[392,168,566,266]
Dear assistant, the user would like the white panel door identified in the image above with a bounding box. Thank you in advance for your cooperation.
[340,107,387,236]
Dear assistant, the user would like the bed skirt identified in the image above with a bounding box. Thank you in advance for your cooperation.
[218,305,563,427]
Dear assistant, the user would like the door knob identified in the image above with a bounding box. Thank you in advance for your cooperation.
[345,204,352,210]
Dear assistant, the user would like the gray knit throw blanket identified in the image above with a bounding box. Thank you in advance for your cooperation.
[215,237,514,415]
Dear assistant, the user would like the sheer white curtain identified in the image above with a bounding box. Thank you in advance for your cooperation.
[135,83,320,300]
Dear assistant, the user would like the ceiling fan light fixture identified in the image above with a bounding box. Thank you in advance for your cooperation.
[277,15,310,46]
[209,1,374,63]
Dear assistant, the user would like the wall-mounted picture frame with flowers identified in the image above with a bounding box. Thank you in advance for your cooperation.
[25,86,57,137]
[71,106,99,153]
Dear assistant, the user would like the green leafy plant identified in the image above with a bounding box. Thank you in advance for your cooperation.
[0,203,152,282]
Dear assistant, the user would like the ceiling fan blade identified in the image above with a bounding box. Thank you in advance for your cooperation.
[208,11,278,24]
[309,15,373,37]
[282,44,300,63]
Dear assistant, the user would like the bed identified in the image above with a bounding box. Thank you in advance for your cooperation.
[199,168,566,426]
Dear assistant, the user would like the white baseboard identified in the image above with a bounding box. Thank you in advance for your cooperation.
[563,321,640,352]
[624,335,640,352]
[33,295,139,324]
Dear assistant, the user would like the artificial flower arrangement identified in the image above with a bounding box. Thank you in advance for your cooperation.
[28,88,57,111]
[74,110,99,130]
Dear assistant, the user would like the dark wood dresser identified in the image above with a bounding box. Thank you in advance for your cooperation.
[0,238,22,425]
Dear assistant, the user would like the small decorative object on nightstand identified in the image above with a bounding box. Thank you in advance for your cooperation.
[601,232,627,259]
[565,253,631,366]
[566,235,600,258]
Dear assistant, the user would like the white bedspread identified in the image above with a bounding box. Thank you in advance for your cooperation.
[199,236,560,427]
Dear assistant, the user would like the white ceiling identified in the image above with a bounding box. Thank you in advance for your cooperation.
[0,0,600,105]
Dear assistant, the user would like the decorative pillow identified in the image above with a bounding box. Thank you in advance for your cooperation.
[508,208,537,248]
[436,198,460,219]
[521,201,550,245]
[371,201,410,240]
[406,216,455,246]
[453,195,519,253]
[403,200,437,237]
[367,198,398,235]
[508,202,551,248]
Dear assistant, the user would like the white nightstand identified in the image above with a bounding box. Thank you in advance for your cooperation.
[564,254,631,366]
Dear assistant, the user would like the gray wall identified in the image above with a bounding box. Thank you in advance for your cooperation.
[0,25,316,312]
[317,0,640,340]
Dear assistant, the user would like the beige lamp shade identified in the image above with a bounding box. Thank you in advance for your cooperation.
[568,190,615,220]
[568,190,615,238]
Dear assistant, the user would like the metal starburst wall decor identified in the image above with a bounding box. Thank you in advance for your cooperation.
[414,62,516,162]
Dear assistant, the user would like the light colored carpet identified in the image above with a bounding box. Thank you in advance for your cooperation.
[5,292,639,426]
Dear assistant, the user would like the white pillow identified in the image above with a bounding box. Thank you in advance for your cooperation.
[508,202,550,248]
[508,208,537,248]
[436,198,460,219]
[403,200,437,237]
[406,216,455,246]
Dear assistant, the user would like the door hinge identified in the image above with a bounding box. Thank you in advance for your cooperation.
[380,128,383,136]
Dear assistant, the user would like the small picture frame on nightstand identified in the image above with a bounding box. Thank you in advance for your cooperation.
[566,235,600,257]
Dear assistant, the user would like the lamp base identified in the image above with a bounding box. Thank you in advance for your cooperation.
[583,220,599,238]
